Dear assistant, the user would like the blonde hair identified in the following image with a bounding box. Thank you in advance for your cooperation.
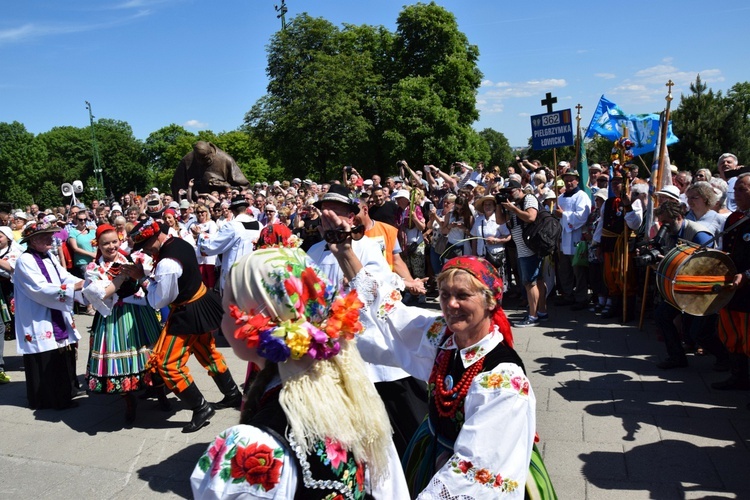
[279,341,391,484]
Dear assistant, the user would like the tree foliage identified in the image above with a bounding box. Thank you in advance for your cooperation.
[671,75,750,171]
[246,2,483,178]
[478,128,513,168]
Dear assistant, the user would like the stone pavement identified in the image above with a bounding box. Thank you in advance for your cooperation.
[1,300,750,499]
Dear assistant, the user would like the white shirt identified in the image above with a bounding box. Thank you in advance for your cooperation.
[470,213,508,257]
[196,214,263,290]
[558,188,592,255]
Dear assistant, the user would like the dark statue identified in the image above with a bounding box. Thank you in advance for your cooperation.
[171,141,250,201]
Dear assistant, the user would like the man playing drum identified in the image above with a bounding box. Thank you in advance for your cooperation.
[652,201,730,370]
[713,172,750,390]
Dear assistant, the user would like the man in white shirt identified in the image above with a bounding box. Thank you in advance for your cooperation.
[554,170,592,310]
[308,184,428,458]
[195,195,263,292]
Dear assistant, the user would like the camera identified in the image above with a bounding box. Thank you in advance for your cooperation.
[634,225,668,267]
[494,189,514,205]
[345,166,353,173]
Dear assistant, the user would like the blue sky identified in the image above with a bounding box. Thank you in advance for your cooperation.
[2,0,748,149]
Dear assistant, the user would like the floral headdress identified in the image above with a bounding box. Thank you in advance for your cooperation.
[128,217,165,251]
[225,247,364,364]
[19,217,59,244]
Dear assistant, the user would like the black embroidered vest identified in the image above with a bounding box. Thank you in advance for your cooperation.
[248,388,373,500]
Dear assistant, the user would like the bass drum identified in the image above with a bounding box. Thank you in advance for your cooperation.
[656,243,736,316]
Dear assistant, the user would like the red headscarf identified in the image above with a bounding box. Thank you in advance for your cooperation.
[441,255,514,348]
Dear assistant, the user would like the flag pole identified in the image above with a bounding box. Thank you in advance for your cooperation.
[655,80,674,191]
[620,127,631,324]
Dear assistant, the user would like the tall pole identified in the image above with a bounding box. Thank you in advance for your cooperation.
[655,80,674,191]
[620,127,630,323]
[275,0,288,30]
[85,101,106,201]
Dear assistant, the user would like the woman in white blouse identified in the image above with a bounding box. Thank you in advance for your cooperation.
[318,208,548,498]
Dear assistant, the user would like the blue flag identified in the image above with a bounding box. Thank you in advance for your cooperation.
[584,96,627,141]
[585,96,679,156]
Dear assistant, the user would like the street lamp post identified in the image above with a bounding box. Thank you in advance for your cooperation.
[85,101,106,201]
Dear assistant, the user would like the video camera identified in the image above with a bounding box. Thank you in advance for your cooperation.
[634,225,668,267]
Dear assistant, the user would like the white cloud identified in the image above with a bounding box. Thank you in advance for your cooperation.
[607,61,725,106]
[183,119,208,129]
[595,73,616,79]
[0,5,154,45]
[477,78,567,114]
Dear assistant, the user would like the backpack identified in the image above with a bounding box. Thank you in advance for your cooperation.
[519,197,561,257]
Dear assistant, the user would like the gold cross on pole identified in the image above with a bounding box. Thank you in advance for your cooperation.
[666,79,674,102]
[575,104,582,125]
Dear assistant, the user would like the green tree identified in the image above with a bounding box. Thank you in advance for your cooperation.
[94,119,147,200]
[0,121,48,206]
[143,125,196,193]
[246,14,375,181]
[478,128,513,168]
[671,75,731,171]
[247,3,483,178]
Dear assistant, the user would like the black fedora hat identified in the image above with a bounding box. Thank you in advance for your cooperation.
[313,184,360,214]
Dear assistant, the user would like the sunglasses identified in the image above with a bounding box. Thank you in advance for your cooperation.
[323,224,365,244]
[78,218,88,222]
[196,211,208,214]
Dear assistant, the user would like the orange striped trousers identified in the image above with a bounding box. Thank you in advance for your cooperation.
[151,328,228,393]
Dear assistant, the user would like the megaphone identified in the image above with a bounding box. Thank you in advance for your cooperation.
[61,180,84,206]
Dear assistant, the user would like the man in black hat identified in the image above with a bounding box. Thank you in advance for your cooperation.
[124,218,242,433]
[309,184,429,458]
[195,195,263,291]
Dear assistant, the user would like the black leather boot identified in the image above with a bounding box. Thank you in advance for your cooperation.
[176,383,215,433]
[212,370,242,409]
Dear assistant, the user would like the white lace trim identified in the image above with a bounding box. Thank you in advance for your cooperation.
[287,429,356,500]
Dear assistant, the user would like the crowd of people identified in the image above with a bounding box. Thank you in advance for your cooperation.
[1,144,749,498]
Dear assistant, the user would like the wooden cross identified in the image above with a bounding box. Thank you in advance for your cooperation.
[541,92,557,113]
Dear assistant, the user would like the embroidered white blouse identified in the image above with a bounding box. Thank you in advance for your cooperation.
[352,271,536,499]
[82,253,150,317]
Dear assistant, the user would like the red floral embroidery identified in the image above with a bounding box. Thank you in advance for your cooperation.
[230,442,283,491]
[458,460,473,473]
[474,468,493,484]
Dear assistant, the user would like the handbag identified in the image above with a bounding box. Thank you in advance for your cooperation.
[432,233,449,255]
[572,240,588,267]
[484,248,505,269]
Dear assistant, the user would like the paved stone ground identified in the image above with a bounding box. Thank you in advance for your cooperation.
[1,298,750,499]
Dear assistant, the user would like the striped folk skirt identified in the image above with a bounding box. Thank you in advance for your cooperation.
[85,303,161,394]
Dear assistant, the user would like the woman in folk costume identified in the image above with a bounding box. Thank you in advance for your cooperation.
[191,247,409,499]
[14,218,84,410]
[318,206,556,499]
[82,224,167,423]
